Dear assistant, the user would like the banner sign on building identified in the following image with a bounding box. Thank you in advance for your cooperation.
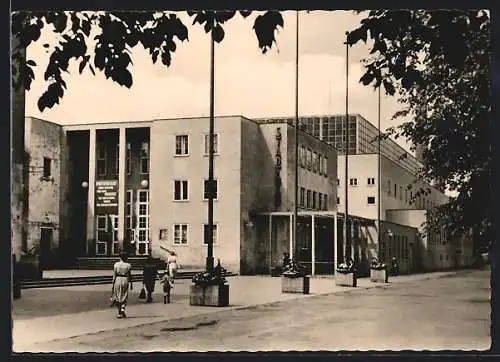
[96,180,118,207]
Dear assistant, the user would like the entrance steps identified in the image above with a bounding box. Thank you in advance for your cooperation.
[74,257,166,270]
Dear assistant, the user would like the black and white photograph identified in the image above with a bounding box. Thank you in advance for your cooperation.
[10,8,493,352]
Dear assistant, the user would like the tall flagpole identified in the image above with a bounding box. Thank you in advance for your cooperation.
[293,10,299,260]
[343,31,350,262]
[377,84,382,260]
[206,15,215,273]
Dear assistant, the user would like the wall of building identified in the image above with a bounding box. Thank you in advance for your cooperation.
[239,118,275,274]
[337,154,379,219]
[149,116,242,272]
[25,117,63,262]
[379,220,418,274]
[337,154,449,222]
[285,125,338,212]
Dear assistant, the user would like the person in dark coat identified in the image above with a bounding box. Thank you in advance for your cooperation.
[142,258,159,303]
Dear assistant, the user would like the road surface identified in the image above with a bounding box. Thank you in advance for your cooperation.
[23,269,491,352]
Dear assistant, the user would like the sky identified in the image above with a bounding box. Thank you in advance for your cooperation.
[24,10,413,153]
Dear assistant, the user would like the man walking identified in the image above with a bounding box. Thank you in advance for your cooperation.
[142,258,159,303]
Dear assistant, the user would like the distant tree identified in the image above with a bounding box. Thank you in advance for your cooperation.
[346,10,495,351]
[347,10,491,253]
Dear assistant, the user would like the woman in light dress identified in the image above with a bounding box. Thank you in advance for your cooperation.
[167,251,180,283]
[111,251,133,318]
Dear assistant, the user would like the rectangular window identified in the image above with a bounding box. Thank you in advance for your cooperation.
[306,149,312,170]
[394,183,397,197]
[203,179,218,200]
[367,196,376,205]
[97,143,106,176]
[173,180,189,201]
[387,180,391,195]
[312,152,318,173]
[203,224,218,245]
[323,157,328,176]
[337,178,340,187]
[126,142,132,175]
[204,133,219,155]
[175,135,189,156]
[140,141,149,174]
[300,187,305,207]
[125,190,132,230]
[96,215,107,231]
[337,197,340,205]
[318,192,323,210]
[399,186,403,201]
[173,224,188,245]
[300,147,306,168]
[306,189,311,209]
[318,155,323,175]
[312,191,317,209]
[324,194,328,210]
[405,189,408,204]
[43,157,51,179]
[349,178,358,186]
[367,177,375,186]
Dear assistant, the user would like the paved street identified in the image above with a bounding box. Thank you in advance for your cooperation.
[13,269,490,352]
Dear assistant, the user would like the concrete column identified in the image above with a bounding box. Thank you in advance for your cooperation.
[86,128,96,255]
[311,214,316,276]
[117,127,126,247]
[289,214,293,259]
[268,215,272,275]
[333,213,338,275]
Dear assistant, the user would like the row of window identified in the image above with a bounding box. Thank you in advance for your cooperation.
[96,141,150,177]
[175,134,220,156]
[337,176,438,210]
[299,188,328,210]
[337,177,376,187]
[379,234,410,261]
[337,196,376,205]
[298,146,328,176]
[173,223,218,245]
[173,180,219,201]
[95,135,220,177]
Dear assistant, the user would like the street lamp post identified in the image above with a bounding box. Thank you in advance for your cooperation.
[343,31,350,262]
[206,14,216,273]
[293,11,299,260]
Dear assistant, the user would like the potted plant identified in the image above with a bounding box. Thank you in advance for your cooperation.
[370,257,389,283]
[281,259,310,294]
[335,257,357,287]
[189,259,229,307]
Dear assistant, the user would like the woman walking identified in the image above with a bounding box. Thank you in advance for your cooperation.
[111,251,133,318]
[167,251,180,284]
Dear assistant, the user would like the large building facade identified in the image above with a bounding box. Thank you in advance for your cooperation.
[23,116,340,274]
[21,113,473,274]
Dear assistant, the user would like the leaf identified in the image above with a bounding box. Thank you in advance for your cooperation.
[212,24,225,43]
[89,64,95,75]
[253,11,284,53]
[78,57,88,74]
[382,79,395,95]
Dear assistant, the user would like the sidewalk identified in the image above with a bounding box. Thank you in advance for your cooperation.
[12,270,463,352]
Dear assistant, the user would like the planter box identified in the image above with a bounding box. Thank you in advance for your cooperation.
[335,272,357,287]
[189,284,229,307]
[281,275,310,294]
[370,269,389,283]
